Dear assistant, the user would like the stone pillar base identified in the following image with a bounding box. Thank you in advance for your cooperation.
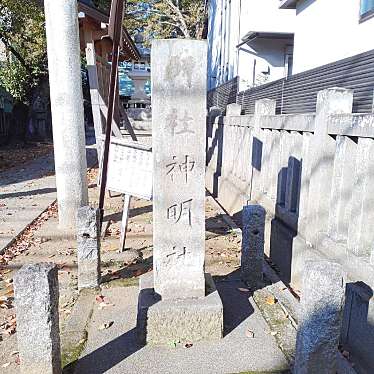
[137,272,223,345]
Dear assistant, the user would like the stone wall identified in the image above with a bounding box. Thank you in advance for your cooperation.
[206,89,374,372]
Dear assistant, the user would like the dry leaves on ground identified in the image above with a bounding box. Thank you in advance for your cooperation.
[265,295,277,305]
[99,321,114,330]
[0,315,16,335]
[245,329,255,338]
[0,202,58,267]
[0,143,53,172]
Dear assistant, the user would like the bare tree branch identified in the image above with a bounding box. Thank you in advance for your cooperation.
[164,0,190,37]
[0,31,31,72]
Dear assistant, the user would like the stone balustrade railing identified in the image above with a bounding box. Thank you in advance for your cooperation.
[207,86,374,291]
[207,88,374,368]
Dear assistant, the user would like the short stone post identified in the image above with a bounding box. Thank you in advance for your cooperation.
[251,99,276,201]
[77,206,101,290]
[44,0,88,229]
[14,263,61,374]
[306,88,353,246]
[294,261,345,374]
[241,205,266,288]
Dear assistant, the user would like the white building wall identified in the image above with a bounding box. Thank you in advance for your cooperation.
[207,0,296,91]
[293,0,374,74]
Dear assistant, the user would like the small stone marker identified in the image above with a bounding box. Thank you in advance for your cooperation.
[77,206,101,290]
[14,263,61,374]
[241,205,265,288]
[294,261,345,374]
[152,39,207,300]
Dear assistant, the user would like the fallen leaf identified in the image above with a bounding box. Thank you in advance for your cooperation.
[99,321,114,330]
[10,351,19,356]
[98,302,115,310]
[238,287,250,293]
[342,350,350,359]
[265,295,277,305]
[95,295,105,303]
[245,329,255,338]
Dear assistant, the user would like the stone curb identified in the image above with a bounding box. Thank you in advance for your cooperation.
[205,194,357,374]
[60,289,96,371]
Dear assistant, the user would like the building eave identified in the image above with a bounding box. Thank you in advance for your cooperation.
[78,1,140,61]
[237,31,294,48]
[279,0,298,9]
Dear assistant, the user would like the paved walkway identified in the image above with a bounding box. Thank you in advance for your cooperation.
[0,138,97,254]
[74,281,289,374]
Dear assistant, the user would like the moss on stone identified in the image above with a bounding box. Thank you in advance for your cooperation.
[61,333,87,372]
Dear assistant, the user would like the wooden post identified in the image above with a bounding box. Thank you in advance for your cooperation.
[119,194,131,252]
[84,25,104,158]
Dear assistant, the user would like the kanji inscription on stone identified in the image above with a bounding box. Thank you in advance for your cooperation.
[152,39,207,300]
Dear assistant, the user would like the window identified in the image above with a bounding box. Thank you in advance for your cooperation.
[360,0,374,22]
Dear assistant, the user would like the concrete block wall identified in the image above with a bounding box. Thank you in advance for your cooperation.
[206,90,374,372]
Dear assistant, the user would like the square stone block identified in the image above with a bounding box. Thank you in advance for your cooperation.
[137,273,223,345]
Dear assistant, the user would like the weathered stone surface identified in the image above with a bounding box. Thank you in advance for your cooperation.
[328,135,356,242]
[152,39,207,300]
[226,103,242,116]
[347,137,374,259]
[306,88,353,247]
[285,157,301,213]
[341,282,374,373]
[251,99,276,201]
[137,273,223,345]
[44,0,88,228]
[77,206,101,290]
[241,205,265,287]
[14,263,61,374]
[294,261,345,374]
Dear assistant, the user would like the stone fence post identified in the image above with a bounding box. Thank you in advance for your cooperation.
[77,206,101,290]
[241,204,266,288]
[294,261,345,374]
[226,103,242,117]
[14,263,61,374]
[251,99,276,201]
[306,88,353,247]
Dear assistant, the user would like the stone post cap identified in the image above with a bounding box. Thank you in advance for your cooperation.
[226,103,242,117]
[318,87,354,94]
[303,260,345,287]
[316,88,354,113]
[243,204,266,215]
[77,206,100,237]
[254,99,276,117]
[14,262,57,284]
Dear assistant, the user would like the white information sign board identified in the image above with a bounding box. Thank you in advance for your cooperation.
[100,136,153,200]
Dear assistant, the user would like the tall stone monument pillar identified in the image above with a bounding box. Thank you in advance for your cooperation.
[137,39,223,345]
[44,0,88,229]
[152,39,206,300]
